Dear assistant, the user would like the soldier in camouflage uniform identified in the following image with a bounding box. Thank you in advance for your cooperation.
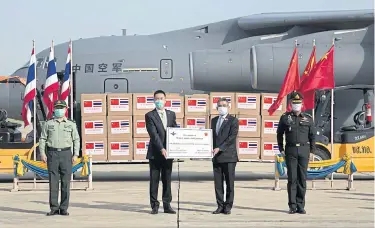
[39,100,80,216]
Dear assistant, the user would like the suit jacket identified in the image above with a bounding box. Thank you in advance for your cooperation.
[211,115,239,163]
[145,109,177,160]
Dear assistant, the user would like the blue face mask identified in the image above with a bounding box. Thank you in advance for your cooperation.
[155,100,165,110]
[54,108,66,118]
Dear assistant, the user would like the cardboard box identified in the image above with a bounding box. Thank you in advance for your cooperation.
[184,115,209,129]
[133,115,148,138]
[261,115,281,138]
[81,116,107,137]
[82,136,107,162]
[165,93,184,118]
[108,136,133,161]
[81,94,107,116]
[107,116,132,138]
[235,93,260,115]
[107,93,132,116]
[176,118,183,128]
[261,93,286,116]
[237,115,261,138]
[185,94,209,115]
[133,93,155,115]
[237,137,260,160]
[260,137,280,161]
[209,92,236,115]
[133,137,150,161]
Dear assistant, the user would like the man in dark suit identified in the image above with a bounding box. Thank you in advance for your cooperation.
[145,90,177,215]
[210,97,239,215]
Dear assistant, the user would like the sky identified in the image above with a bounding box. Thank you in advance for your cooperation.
[0,0,373,75]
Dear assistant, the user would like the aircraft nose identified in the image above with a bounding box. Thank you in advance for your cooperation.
[12,67,28,78]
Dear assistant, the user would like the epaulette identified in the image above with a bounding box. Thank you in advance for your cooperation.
[303,113,312,118]
[282,111,290,116]
[67,118,76,123]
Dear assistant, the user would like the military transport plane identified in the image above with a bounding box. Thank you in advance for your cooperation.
[3,9,374,133]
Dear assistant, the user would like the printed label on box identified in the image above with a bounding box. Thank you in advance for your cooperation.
[136,120,147,134]
[237,95,257,109]
[165,99,182,113]
[110,98,129,112]
[84,120,104,134]
[110,142,130,156]
[136,141,149,155]
[212,96,232,109]
[238,141,258,155]
[186,118,206,129]
[85,141,104,155]
[83,100,103,113]
[263,120,279,134]
[111,120,130,134]
[263,96,281,110]
[136,96,155,109]
[263,143,279,156]
[238,118,257,132]
[187,98,207,112]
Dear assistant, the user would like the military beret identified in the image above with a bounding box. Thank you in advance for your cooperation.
[290,91,303,104]
[54,100,67,108]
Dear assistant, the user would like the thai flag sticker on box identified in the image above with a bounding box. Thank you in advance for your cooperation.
[176,120,182,128]
[239,140,258,155]
[186,118,206,129]
[110,142,130,156]
[83,100,103,113]
[136,120,147,134]
[263,96,281,110]
[136,141,149,155]
[237,95,257,109]
[263,120,279,134]
[238,118,257,132]
[136,96,155,109]
[263,143,279,156]
[110,98,129,112]
[165,99,182,113]
[187,98,207,112]
[111,120,130,134]
[85,141,104,155]
[84,120,104,134]
[212,96,232,108]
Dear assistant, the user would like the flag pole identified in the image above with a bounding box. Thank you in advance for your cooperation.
[33,40,37,189]
[69,39,74,120]
[312,39,316,121]
[330,38,335,187]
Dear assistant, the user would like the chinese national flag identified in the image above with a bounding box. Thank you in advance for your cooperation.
[268,47,300,115]
[298,45,335,96]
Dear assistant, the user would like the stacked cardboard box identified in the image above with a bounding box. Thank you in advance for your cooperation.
[185,94,209,129]
[260,93,286,161]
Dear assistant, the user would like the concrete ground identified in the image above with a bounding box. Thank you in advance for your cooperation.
[0,160,373,228]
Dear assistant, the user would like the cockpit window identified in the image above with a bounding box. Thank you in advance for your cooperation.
[36,58,44,68]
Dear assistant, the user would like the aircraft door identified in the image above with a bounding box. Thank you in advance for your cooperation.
[104,78,128,93]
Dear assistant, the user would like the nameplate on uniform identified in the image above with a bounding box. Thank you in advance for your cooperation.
[166,128,213,159]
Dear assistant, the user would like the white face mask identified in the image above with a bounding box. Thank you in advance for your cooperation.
[292,103,302,112]
[218,107,228,116]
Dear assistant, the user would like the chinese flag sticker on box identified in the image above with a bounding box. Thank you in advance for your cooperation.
[212,96,232,108]
[165,99,182,113]
[238,117,257,132]
[136,141,149,155]
[187,98,207,113]
[84,120,104,135]
[110,97,129,112]
[136,120,147,134]
[136,96,155,110]
[263,143,279,157]
[83,100,103,114]
[110,142,130,156]
[237,95,257,109]
[186,117,206,129]
[263,120,279,134]
[239,140,259,155]
[263,96,280,111]
[85,141,105,155]
[111,120,130,134]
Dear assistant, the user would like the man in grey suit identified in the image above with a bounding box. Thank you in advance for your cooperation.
[145,90,177,215]
[210,97,239,215]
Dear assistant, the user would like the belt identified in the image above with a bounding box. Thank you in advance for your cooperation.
[47,147,71,152]
[286,142,309,147]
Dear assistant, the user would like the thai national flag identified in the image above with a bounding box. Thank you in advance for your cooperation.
[21,45,36,127]
[43,44,59,119]
[61,42,71,117]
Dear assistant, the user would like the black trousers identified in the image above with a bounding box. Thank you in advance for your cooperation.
[213,162,237,210]
[285,146,310,210]
[149,159,173,209]
[46,149,72,211]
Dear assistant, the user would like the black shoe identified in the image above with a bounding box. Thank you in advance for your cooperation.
[223,208,231,215]
[297,208,306,214]
[46,210,59,216]
[151,206,159,214]
[59,210,69,216]
[289,208,297,214]
[163,206,176,214]
[212,207,224,214]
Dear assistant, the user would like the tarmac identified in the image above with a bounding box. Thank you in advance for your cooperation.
[0,160,373,228]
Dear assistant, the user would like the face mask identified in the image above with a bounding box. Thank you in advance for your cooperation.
[154,100,165,110]
[54,108,66,118]
[292,104,302,112]
[218,107,228,116]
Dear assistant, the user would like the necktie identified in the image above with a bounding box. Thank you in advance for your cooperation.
[216,117,223,135]
[160,112,167,129]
